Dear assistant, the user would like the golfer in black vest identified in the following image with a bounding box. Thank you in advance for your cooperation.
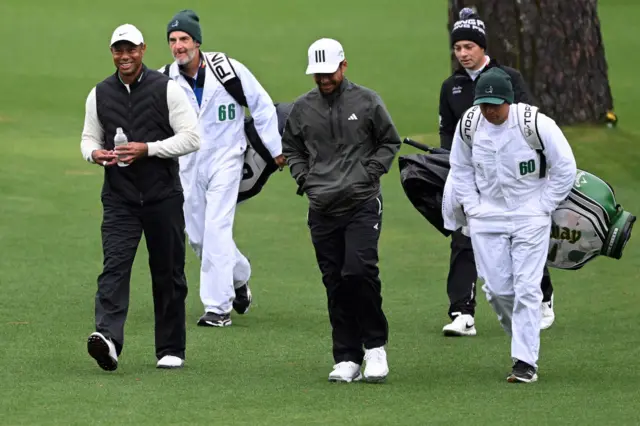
[80,24,200,371]
[438,8,555,336]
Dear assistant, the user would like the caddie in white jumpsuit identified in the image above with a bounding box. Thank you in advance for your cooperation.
[162,10,284,327]
[449,68,576,382]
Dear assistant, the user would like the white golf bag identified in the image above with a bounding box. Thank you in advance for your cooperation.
[453,103,636,270]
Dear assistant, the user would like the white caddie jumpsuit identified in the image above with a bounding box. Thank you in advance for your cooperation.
[449,106,576,368]
[163,53,282,315]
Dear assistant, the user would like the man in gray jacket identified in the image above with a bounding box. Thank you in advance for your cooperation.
[282,38,401,384]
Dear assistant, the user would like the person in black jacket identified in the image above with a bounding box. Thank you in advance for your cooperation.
[283,38,401,383]
[80,24,200,371]
[438,8,556,337]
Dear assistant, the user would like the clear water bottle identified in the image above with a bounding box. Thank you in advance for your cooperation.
[114,127,129,167]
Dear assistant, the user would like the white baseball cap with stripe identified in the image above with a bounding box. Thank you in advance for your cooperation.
[110,24,145,47]
[305,38,345,75]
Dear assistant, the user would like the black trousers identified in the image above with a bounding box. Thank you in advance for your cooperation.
[446,229,554,319]
[95,193,188,360]
[308,197,388,365]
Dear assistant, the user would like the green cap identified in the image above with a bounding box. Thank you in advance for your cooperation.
[167,9,202,44]
[473,68,514,105]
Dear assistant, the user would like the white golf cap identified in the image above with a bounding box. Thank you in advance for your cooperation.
[110,24,144,47]
[305,38,345,75]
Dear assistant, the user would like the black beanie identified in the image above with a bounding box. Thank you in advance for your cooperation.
[167,9,202,44]
[450,7,487,49]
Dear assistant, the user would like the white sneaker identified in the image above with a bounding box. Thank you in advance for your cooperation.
[363,347,389,383]
[442,314,477,336]
[87,332,118,371]
[156,355,185,369]
[540,295,555,330]
[328,361,362,383]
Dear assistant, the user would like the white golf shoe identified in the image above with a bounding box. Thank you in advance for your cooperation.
[87,332,118,371]
[363,347,389,383]
[328,361,362,383]
[156,355,185,369]
[442,314,477,336]
[541,296,555,330]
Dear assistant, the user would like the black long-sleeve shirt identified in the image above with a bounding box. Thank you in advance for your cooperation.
[438,59,534,150]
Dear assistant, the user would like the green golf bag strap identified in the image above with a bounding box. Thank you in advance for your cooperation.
[458,103,546,178]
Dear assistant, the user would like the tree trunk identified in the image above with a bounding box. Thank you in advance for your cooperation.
[447,0,615,126]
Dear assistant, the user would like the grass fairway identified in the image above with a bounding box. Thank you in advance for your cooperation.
[1,0,639,424]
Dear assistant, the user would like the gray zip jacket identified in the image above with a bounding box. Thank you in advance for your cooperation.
[282,79,401,215]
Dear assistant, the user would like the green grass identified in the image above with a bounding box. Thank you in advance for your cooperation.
[1,0,640,425]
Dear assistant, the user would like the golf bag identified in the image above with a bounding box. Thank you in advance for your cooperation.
[398,140,453,237]
[399,138,635,270]
[163,52,292,203]
[240,102,293,203]
[547,169,635,269]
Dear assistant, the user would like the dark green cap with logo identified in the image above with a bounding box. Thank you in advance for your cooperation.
[167,9,202,44]
[473,68,514,105]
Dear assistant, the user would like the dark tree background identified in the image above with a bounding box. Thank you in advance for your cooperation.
[447,0,615,126]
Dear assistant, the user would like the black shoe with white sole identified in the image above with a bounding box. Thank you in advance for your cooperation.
[233,283,252,315]
[507,360,538,383]
[87,332,118,372]
[197,312,232,327]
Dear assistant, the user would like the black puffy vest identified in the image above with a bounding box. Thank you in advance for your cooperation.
[96,66,180,205]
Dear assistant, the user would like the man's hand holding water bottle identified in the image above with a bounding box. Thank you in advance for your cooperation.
[107,127,147,167]
[114,142,148,165]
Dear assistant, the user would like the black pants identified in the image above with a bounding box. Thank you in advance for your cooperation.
[446,229,554,320]
[95,194,188,360]
[308,197,388,365]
